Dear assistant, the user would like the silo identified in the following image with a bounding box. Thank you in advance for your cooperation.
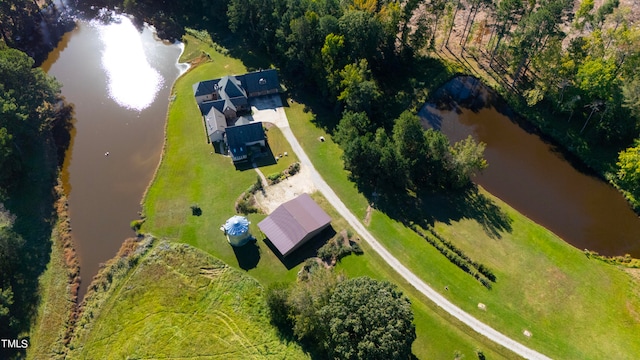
[223,215,252,246]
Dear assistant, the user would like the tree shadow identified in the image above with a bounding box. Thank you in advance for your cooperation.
[372,185,512,240]
[231,238,261,271]
[262,226,337,270]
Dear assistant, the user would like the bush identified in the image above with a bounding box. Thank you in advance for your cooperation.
[287,162,300,176]
[317,232,362,263]
[267,173,284,184]
[130,219,145,231]
[235,196,258,214]
[190,204,202,216]
[265,283,293,329]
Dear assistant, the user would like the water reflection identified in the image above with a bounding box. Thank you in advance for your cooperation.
[420,77,640,257]
[93,15,162,111]
[44,17,183,299]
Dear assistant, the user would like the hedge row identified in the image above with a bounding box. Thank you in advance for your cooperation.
[411,225,495,289]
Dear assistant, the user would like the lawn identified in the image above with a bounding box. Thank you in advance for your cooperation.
[66,240,309,359]
[285,95,640,359]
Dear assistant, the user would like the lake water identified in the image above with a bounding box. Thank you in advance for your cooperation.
[42,15,184,298]
[420,76,640,258]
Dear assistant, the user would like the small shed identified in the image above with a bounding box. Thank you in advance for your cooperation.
[223,215,252,247]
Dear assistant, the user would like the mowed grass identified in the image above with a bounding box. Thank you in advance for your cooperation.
[258,124,299,176]
[142,54,301,285]
[66,241,309,359]
[310,193,517,359]
[286,99,640,359]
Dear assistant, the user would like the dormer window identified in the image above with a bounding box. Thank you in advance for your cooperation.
[259,78,267,85]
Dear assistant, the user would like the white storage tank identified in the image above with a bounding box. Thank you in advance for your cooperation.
[223,215,252,246]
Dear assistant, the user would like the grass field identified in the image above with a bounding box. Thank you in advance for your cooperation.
[66,240,309,359]
[285,93,640,359]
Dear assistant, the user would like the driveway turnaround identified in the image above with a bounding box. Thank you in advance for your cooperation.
[253,95,552,360]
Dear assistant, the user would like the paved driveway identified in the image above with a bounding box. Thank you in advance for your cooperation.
[248,95,288,127]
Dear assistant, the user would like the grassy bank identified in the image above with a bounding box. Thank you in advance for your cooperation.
[285,95,640,359]
[66,239,308,359]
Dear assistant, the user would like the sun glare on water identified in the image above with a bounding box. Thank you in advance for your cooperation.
[94,15,163,111]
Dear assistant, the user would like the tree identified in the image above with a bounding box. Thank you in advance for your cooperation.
[287,267,343,340]
[616,139,640,203]
[337,59,381,114]
[449,135,488,188]
[319,277,416,360]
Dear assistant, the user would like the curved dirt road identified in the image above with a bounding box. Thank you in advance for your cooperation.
[252,97,551,360]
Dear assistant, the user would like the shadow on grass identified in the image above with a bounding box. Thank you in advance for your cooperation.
[373,185,513,240]
[232,238,260,270]
[262,226,337,270]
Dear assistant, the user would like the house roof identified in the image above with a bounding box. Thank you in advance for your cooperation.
[204,106,227,137]
[218,76,247,98]
[225,122,265,158]
[193,79,220,97]
[258,193,331,256]
[241,69,280,95]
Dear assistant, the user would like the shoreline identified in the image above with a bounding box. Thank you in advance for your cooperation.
[138,41,192,212]
[52,180,82,346]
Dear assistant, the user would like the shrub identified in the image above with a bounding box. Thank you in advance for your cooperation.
[190,204,202,216]
[265,282,293,329]
[267,173,283,184]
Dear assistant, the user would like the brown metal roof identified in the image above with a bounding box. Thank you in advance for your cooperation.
[258,193,331,256]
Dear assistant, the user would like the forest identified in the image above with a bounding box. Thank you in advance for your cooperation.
[0,44,73,356]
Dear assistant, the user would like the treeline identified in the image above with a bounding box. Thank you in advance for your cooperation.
[335,110,487,194]
[0,0,74,64]
[427,0,640,207]
[0,46,73,356]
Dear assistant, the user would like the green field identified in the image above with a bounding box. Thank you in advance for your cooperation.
[285,91,640,359]
[66,240,309,359]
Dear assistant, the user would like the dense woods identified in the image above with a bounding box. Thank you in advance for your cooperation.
[430,0,640,206]
[0,0,74,63]
[0,45,73,355]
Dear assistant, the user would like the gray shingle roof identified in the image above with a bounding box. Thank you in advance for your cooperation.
[258,193,331,256]
[193,79,219,97]
[225,122,265,158]
[241,69,280,95]
[204,107,226,137]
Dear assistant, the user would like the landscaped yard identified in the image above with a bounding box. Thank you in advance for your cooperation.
[139,29,640,359]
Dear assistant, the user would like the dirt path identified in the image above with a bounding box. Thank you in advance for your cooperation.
[254,165,316,213]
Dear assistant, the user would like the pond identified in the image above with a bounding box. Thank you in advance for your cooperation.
[420,76,640,258]
[42,14,185,298]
